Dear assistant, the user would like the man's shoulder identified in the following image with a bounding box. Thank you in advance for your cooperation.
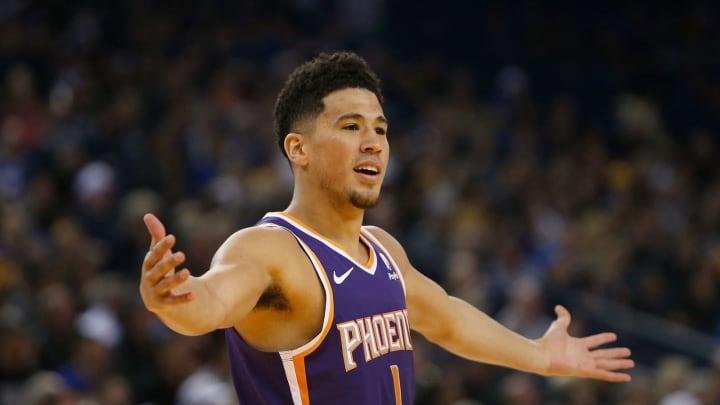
[225,223,299,245]
[212,223,304,267]
[362,225,396,245]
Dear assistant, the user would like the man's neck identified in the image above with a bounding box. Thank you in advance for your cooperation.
[284,200,366,255]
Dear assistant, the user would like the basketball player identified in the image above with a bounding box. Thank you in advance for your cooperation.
[140,52,633,404]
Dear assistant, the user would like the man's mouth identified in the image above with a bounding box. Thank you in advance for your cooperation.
[353,165,380,175]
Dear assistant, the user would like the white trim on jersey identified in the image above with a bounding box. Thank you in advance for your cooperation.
[359,228,408,297]
[264,212,378,276]
[280,353,303,405]
[260,222,335,404]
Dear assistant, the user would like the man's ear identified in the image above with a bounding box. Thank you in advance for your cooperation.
[284,132,308,166]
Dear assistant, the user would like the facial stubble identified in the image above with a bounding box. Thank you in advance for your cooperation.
[349,190,380,210]
[320,176,380,210]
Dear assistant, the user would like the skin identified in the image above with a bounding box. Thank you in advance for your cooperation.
[140,88,634,381]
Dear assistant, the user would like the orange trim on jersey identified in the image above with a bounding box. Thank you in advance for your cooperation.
[294,358,310,405]
[358,234,376,269]
[271,211,376,269]
[260,220,335,404]
[291,238,335,404]
[294,242,335,355]
[360,229,407,295]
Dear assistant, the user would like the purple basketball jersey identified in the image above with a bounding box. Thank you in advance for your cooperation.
[225,212,415,404]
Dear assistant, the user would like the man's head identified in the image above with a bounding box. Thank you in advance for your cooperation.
[273,51,384,159]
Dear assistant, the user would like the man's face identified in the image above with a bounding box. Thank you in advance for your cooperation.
[304,87,389,209]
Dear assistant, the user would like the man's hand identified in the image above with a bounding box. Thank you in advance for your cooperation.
[140,213,195,313]
[539,305,634,382]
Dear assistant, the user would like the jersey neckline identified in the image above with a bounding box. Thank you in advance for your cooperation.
[263,212,377,275]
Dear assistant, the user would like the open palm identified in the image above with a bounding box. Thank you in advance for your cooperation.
[539,305,634,382]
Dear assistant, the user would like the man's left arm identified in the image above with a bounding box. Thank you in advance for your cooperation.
[366,226,634,382]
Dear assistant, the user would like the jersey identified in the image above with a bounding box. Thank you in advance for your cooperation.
[225,212,415,405]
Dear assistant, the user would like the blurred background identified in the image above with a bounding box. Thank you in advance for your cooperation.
[1,0,719,404]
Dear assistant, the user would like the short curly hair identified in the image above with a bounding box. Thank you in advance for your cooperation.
[273,51,384,158]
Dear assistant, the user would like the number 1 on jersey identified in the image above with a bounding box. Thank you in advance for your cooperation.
[390,364,402,405]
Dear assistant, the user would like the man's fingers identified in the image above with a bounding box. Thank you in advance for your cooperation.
[554,304,570,318]
[153,268,191,295]
[592,347,632,360]
[552,305,571,329]
[144,250,185,286]
[595,358,635,371]
[146,273,196,307]
[585,370,632,383]
[580,332,618,349]
[158,291,196,305]
[142,234,177,272]
[144,213,167,247]
[139,213,195,311]
[152,269,195,305]
[593,347,634,371]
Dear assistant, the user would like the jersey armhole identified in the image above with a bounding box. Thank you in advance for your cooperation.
[258,222,336,356]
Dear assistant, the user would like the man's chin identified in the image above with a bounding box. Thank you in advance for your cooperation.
[350,192,380,210]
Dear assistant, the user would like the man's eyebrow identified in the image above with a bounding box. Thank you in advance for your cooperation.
[336,113,388,124]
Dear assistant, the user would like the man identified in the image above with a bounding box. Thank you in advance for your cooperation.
[140,51,633,404]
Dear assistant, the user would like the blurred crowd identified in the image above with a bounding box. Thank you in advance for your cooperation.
[1,1,720,404]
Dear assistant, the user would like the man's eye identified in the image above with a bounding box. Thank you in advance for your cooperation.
[375,128,387,135]
[343,124,359,130]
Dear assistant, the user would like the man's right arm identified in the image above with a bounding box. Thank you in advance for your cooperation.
[139,213,274,336]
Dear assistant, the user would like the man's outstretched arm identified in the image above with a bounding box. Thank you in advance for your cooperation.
[366,226,634,382]
[139,213,271,336]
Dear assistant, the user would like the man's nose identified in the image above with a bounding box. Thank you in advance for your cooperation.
[360,129,383,153]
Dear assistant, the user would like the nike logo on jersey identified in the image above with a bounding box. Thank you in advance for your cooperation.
[333,267,355,284]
